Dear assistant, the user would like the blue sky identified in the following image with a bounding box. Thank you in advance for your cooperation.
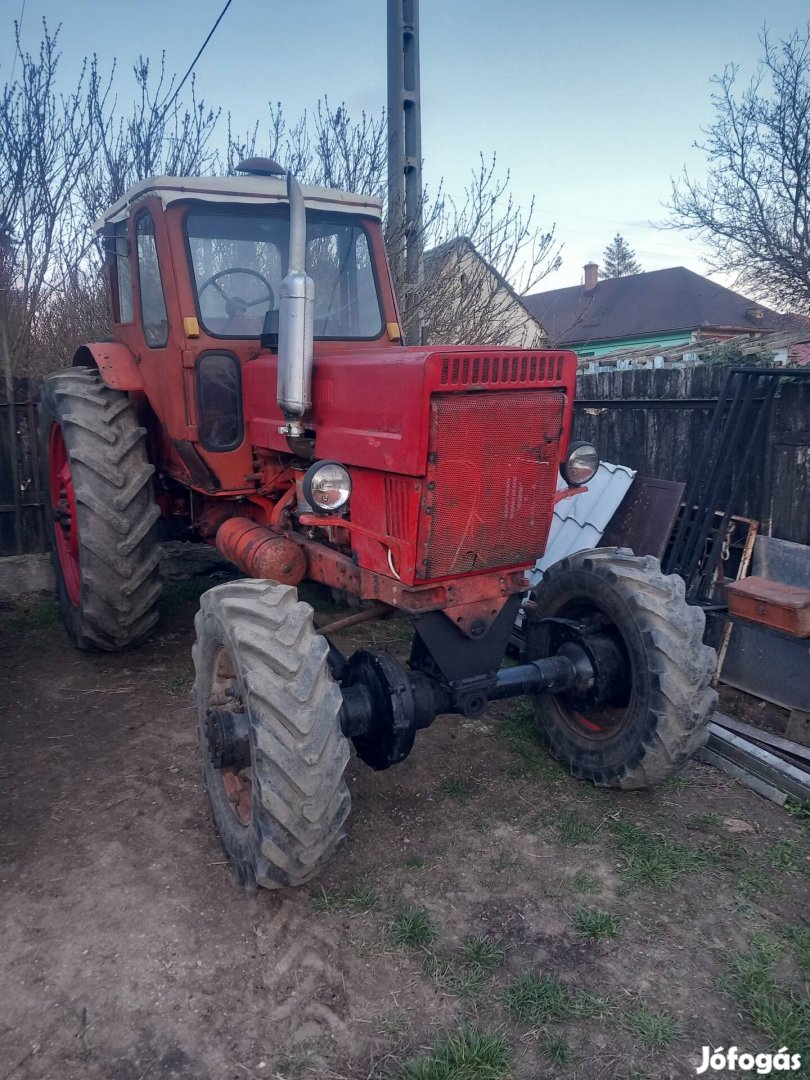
[3,0,808,294]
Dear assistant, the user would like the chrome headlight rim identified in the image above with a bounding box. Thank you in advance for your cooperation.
[302,460,352,513]
[560,441,600,487]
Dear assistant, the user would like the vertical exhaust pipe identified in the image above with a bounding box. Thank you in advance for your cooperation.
[277,172,315,436]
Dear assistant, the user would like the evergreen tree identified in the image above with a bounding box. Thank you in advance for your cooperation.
[602,233,641,278]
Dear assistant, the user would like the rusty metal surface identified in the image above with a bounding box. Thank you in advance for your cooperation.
[422,390,565,579]
[215,518,306,585]
[600,475,684,559]
[726,576,810,637]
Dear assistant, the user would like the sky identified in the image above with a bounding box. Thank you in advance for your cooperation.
[2,0,808,294]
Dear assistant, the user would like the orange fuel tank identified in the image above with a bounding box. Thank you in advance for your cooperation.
[215,518,307,585]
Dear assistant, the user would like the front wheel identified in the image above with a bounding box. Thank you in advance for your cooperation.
[524,549,716,789]
[193,579,351,890]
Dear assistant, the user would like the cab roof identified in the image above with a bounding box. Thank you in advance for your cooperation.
[93,174,384,232]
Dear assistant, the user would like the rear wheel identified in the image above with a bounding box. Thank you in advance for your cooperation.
[38,367,162,650]
[524,548,716,789]
[193,579,351,890]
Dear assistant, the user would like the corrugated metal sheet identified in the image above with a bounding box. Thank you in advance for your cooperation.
[527,461,636,586]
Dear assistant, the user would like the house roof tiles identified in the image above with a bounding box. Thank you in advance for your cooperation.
[523,266,805,346]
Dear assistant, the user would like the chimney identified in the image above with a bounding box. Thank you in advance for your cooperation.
[583,262,598,292]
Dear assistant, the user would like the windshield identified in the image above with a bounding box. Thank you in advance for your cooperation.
[185,207,383,340]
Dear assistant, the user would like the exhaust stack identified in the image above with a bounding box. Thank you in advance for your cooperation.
[277,172,315,436]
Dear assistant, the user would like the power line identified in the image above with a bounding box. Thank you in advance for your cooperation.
[9,0,27,83]
[158,0,234,122]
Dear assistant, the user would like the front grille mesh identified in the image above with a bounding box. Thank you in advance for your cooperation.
[422,390,565,579]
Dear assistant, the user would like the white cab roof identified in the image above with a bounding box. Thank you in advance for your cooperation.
[93,174,383,232]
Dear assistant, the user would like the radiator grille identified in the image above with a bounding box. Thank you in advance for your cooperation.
[422,390,565,579]
[439,353,565,387]
[384,476,413,539]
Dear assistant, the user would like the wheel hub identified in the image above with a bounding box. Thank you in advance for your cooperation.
[205,707,251,770]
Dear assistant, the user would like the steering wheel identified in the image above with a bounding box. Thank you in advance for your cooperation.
[199,268,275,318]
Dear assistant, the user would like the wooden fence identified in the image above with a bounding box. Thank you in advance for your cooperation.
[573,365,810,545]
[1,366,808,557]
[0,377,46,557]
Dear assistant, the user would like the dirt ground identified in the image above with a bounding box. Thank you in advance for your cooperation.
[1,571,808,1080]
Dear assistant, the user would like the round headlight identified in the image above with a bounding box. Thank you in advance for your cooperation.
[303,461,352,512]
[561,441,599,486]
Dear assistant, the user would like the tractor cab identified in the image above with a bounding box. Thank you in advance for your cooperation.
[90,162,401,495]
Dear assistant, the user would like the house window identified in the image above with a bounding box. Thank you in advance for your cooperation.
[136,213,169,348]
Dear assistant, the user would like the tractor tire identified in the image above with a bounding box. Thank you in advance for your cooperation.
[524,548,716,789]
[38,367,162,651]
[193,579,351,890]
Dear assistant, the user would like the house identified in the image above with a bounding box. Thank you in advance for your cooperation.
[523,264,806,359]
[421,237,546,348]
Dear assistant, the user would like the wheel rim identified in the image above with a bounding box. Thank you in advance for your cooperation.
[544,601,634,741]
[208,645,253,827]
[48,423,81,606]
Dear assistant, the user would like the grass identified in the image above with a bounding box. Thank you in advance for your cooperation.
[497,704,562,779]
[311,881,380,914]
[570,907,622,942]
[443,967,489,1002]
[395,1027,512,1080]
[463,935,504,971]
[619,1005,682,1050]
[388,906,437,949]
[502,972,570,1025]
[720,937,810,1057]
[163,674,193,696]
[541,1035,573,1067]
[569,870,602,895]
[570,989,610,1019]
[609,819,707,889]
[438,778,475,799]
[785,925,810,981]
[786,799,810,831]
[738,860,787,900]
[2,597,59,634]
[274,1042,326,1077]
[539,809,596,846]
[423,952,489,1002]
[405,855,429,869]
[769,838,809,875]
[491,853,521,875]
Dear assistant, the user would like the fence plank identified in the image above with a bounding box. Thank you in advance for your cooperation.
[573,366,808,545]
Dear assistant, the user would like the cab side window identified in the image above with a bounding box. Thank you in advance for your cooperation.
[113,220,133,323]
[136,213,169,347]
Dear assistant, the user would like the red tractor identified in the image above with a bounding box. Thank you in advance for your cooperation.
[39,161,716,890]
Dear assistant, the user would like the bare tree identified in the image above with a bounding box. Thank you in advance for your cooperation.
[82,55,220,229]
[0,22,100,373]
[0,22,222,375]
[669,24,810,314]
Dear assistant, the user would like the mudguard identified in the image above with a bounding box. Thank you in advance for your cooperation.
[73,343,143,392]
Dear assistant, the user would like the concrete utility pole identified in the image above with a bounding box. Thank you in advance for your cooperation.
[387,0,423,345]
